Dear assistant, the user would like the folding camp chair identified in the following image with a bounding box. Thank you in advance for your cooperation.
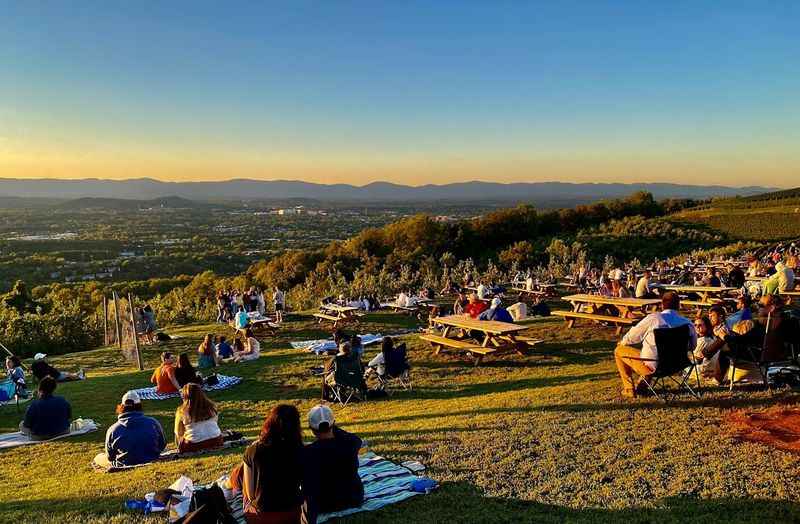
[624,324,698,401]
[323,353,366,406]
[0,378,29,412]
[729,312,800,390]
[376,343,412,394]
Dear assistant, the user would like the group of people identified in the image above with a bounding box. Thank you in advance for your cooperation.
[217,287,286,324]
[613,290,798,396]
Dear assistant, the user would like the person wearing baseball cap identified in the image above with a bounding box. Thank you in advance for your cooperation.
[302,405,364,523]
[30,353,85,383]
[92,390,166,469]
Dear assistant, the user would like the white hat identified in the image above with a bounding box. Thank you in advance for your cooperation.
[34,353,47,360]
[121,390,141,405]
[308,404,334,431]
[491,297,502,308]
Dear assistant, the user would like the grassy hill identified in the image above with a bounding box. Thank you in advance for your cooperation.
[2,311,800,523]
[673,187,800,241]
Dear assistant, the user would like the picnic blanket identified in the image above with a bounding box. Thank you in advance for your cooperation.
[93,437,249,472]
[221,452,434,523]
[129,375,242,401]
[0,418,98,450]
[290,334,384,355]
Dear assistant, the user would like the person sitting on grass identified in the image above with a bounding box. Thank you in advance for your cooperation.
[174,383,223,453]
[31,353,84,382]
[94,390,166,468]
[5,355,28,399]
[234,329,261,362]
[479,297,514,323]
[464,293,488,319]
[19,377,71,440]
[613,292,696,398]
[216,335,234,361]
[303,405,364,524]
[174,353,202,388]
[197,333,218,369]
[239,404,304,523]
[151,352,180,395]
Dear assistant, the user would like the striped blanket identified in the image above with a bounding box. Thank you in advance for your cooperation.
[129,375,242,401]
[219,452,430,523]
[290,334,384,355]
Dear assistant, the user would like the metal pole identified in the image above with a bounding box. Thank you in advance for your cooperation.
[128,293,144,371]
[112,291,123,349]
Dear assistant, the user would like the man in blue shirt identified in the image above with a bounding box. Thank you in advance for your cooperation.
[479,297,515,323]
[20,377,71,440]
[216,335,234,360]
[94,390,166,468]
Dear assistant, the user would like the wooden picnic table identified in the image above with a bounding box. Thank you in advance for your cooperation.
[561,294,661,318]
[660,285,738,303]
[315,304,363,327]
[420,315,541,365]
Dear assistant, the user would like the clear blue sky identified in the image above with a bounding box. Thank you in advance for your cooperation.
[1,1,798,186]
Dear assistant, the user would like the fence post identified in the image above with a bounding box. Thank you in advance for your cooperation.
[112,291,122,349]
[102,296,108,346]
[128,293,144,371]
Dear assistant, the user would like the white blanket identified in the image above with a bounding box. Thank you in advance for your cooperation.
[0,418,98,450]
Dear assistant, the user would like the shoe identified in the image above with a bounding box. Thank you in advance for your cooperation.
[78,368,86,380]
[621,388,635,398]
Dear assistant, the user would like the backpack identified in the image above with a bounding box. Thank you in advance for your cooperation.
[175,484,236,524]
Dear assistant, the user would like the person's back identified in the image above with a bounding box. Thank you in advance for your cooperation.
[151,356,178,394]
[303,427,364,513]
[22,377,71,439]
[243,439,303,512]
[106,406,166,466]
[216,340,233,359]
[234,309,249,329]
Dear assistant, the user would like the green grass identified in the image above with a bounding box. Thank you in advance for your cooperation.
[2,311,800,523]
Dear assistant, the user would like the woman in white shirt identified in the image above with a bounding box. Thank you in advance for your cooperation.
[234,329,261,362]
[174,383,223,453]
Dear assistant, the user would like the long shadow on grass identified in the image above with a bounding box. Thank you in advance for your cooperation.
[343,481,800,523]
[409,372,617,400]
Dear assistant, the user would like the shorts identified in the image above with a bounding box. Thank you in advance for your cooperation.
[274,303,283,311]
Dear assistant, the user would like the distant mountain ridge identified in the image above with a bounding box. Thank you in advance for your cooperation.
[56,196,213,210]
[0,177,776,203]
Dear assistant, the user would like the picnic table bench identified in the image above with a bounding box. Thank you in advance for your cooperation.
[553,294,660,335]
[660,285,738,304]
[422,315,540,365]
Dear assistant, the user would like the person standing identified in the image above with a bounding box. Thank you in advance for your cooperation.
[273,286,285,323]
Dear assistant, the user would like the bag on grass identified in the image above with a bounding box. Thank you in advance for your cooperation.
[175,484,235,524]
[203,374,219,387]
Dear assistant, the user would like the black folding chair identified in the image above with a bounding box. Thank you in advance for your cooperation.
[624,324,698,401]
[377,343,412,394]
[323,353,366,406]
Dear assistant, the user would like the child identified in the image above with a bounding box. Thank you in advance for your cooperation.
[5,355,28,399]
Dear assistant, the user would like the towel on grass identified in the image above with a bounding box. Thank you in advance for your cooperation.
[290,334,384,355]
[0,418,98,450]
[214,452,433,523]
[92,437,249,472]
[129,375,242,401]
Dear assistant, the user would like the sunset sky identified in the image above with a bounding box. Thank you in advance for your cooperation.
[2,1,798,187]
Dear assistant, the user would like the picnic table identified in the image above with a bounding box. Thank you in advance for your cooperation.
[660,285,738,305]
[381,298,435,318]
[230,312,279,336]
[779,290,800,305]
[509,287,548,299]
[420,315,542,365]
[553,294,661,334]
[314,304,363,328]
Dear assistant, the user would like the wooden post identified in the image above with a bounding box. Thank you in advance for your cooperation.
[112,291,123,349]
[102,296,109,346]
[128,293,144,371]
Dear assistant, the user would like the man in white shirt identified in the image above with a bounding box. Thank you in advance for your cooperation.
[635,270,653,298]
[613,292,696,397]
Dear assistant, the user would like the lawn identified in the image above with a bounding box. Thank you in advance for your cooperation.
[1,311,800,523]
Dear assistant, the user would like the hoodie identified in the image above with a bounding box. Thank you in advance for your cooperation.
[105,411,166,466]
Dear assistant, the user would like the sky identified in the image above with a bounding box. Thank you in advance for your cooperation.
[1,1,798,187]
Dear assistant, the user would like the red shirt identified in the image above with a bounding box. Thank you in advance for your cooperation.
[465,301,488,318]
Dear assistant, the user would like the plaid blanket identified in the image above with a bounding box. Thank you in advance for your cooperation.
[129,375,242,401]
[290,334,384,355]
[220,451,429,523]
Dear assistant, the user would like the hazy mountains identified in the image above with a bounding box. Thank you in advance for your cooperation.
[0,178,775,204]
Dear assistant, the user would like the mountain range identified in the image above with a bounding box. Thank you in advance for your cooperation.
[0,177,776,203]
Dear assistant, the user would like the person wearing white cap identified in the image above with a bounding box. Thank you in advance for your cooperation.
[302,405,364,523]
[30,353,84,383]
[92,389,166,469]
